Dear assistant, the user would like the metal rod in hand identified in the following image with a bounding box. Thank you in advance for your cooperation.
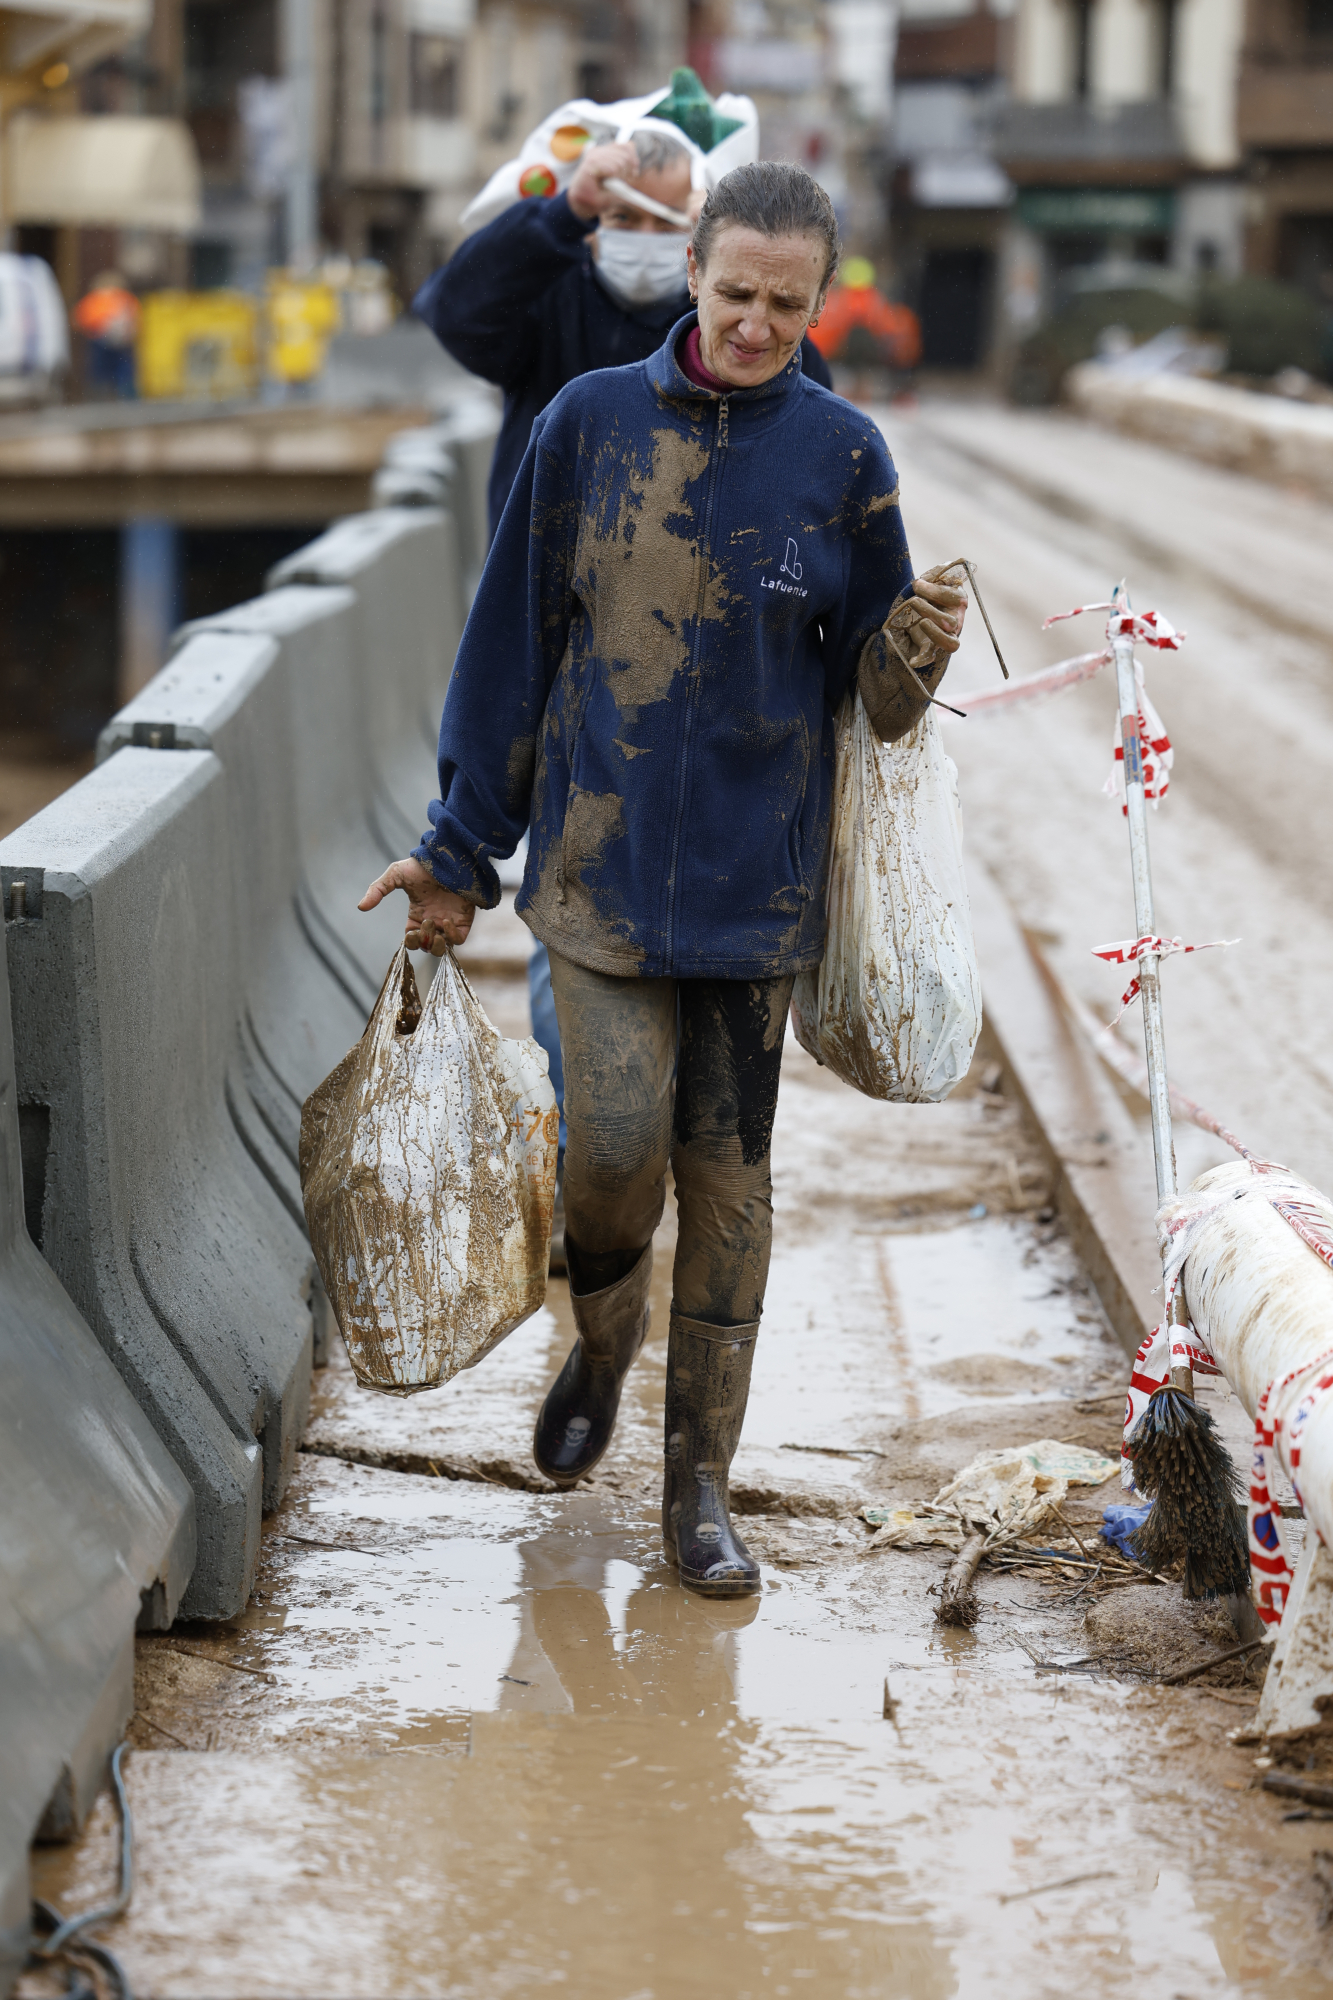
[961,559,1009,679]
[1111,587,1189,1387]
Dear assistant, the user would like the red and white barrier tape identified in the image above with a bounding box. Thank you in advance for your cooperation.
[1250,1351,1333,1626]
[952,647,1111,716]
[960,603,1184,814]
[1043,602,1185,651]
[1091,933,1238,1026]
[1104,656,1173,811]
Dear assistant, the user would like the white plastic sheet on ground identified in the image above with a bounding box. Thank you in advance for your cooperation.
[301,946,558,1396]
[791,695,981,1101]
[861,1441,1121,1552]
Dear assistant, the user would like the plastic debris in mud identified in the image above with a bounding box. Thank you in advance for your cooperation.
[861,1439,1121,1627]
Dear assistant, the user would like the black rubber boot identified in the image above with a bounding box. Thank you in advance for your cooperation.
[548,1172,567,1278]
[662,1313,761,1598]
[532,1245,651,1485]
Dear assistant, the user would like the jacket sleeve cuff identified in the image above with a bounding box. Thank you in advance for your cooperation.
[545,190,598,245]
[412,834,502,911]
[857,599,948,744]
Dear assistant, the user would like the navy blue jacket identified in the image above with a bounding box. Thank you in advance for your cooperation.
[412,191,833,537]
[414,315,927,981]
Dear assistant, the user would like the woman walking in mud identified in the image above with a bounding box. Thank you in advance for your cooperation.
[362,160,967,1597]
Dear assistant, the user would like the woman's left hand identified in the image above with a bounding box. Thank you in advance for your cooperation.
[907,574,969,659]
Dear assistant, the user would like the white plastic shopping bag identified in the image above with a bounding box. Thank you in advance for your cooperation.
[790,694,981,1102]
[300,945,558,1394]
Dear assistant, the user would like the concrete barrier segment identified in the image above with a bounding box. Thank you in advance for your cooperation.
[0,748,315,1619]
[0,938,193,1989]
[92,624,368,1185]
[170,585,412,1015]
[372,429,455,510]
[95,630,281,766]
[437,405,501,594]
[264,508,461,849]
[391,398,500,595]
[1066,362,1333,505]
[372,459,451,509]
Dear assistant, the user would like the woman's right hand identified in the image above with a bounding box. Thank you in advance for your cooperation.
[359,857,476,956]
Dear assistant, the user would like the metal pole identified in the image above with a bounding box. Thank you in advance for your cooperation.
[282,0,318,269]
[1113,625,1175,1205]
[1112,587,1189,1385]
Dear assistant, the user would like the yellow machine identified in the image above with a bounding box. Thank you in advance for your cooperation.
[264,274,341,385]
[137,290,259,400]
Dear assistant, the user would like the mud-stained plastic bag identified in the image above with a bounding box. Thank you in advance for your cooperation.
[300,946,558,1395]
[791,694,981,1101]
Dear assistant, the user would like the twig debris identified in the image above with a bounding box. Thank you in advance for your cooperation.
[937,1531,986,1626]
[997,1870,1110,1905]
[1157,1636,1273,1687]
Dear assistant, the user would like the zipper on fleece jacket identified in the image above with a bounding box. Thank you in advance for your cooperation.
[663,396,727,966]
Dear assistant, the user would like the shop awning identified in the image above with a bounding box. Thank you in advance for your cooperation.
[4,115,201,230]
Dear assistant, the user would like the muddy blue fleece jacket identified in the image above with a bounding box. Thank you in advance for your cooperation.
[413,313,915,981]
[412,190,832,540]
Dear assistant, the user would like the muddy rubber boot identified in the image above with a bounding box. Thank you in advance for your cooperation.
[662,1314,761,1598]
[533,1245,651,1485]
[548,1173,567,1279]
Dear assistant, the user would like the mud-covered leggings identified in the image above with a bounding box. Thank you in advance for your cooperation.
[548,952,795,1325]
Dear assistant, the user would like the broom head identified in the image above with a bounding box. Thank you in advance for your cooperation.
[1126,1385,1250,1600]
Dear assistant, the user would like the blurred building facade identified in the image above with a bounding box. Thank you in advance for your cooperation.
[2,0,690,310]
[887,0,1252,374]
[1238,0,1333,309]
[10,0,1332,380]
[181,0,688,299]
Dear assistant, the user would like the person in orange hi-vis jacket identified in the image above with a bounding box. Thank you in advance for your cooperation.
[808,257,920,399]
[72,272,141,399]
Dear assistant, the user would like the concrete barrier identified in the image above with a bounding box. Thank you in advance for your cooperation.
[96,530,459,1383]
[96,625,363,1255]
[0,934,193,1989]
[0,747,314,1621]
[372,428,455,509]
[373,397,499,594]
[266,507,461,859]
[1066,362,1333,503]
[0,392,495,1644]
[159,584,412,1015]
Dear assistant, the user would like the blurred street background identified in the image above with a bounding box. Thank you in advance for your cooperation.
[0,0,1329,813]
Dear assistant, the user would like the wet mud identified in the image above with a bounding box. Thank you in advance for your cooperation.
[23,948,1333,1996]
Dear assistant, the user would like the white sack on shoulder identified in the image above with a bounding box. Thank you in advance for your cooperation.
[300,946,558,1395]
[791,696,981,1102]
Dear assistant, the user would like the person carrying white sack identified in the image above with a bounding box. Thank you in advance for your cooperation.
[363,161,968,1597]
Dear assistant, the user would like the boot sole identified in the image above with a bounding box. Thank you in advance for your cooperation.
[679,1568,762,1598]
[664,1535,761,1596]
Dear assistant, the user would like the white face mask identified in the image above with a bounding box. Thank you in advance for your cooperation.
[593,229,690,310]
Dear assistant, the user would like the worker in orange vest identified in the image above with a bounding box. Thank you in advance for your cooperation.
[808,257,920,399]
[72,271,141,398]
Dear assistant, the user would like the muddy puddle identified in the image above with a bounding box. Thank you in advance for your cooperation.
[22,1015,1333,1997]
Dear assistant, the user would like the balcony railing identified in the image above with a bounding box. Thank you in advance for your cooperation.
[991,100,1183,182]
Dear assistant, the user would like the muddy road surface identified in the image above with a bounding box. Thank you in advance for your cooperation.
[898,396,1333,1200]
[22,405,1333,1998]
